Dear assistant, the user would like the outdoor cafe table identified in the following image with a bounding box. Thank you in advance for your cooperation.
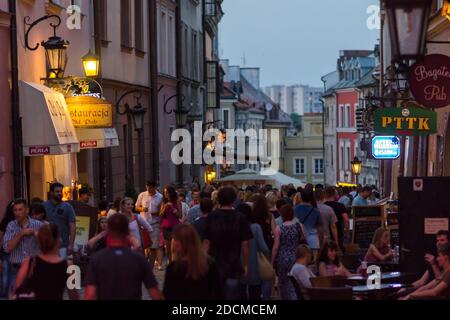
[352,283,408,300]
[345,272,419,286]
[367,259,400,272]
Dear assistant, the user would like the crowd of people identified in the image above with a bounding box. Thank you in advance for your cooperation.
[0,181,449,300]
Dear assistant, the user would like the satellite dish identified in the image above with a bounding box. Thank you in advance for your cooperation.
[265,103,273,112]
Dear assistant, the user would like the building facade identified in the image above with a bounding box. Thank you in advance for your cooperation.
[284,113,324,185]
[264,84,323,115]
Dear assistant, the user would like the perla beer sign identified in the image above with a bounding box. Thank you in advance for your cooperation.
[372,136,400,160]
[374,104,437,136]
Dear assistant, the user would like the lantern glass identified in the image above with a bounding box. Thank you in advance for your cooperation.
[131,104,146,131]
[82,51,100,77]
[175,108,189,127]
[42,36,68,79]
[386,0,432,61]
[351,157,362,176]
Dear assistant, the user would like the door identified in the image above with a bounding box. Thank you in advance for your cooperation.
[398,177,450,273]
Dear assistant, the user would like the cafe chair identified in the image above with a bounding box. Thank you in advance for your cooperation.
[341,254,363,272]
[306,287,354,300]
[310,276,346,288]
[288,275,305,300]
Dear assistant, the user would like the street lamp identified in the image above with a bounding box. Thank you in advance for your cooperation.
[82,50,100,78]
[163,94,193,128]
[351,157,362,184]
[130,102,147,132]
[24,15,69,79]
[385,0,433,62]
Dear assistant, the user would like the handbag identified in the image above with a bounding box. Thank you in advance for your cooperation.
[257,252,275,281]
[14,257,36,300]
[135,215,153,251]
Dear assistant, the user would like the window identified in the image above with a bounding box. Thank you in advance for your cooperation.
[314,158,324,174]
[192,32,198,81]
[340,146,344,170]
[346,146,351,170]
[339,105,344,128]
[207,60,220,108]
[135,0,144,53]
[94,0,108,42]
[294,158,305,175]
[331,144,334,166]
[183,26,189,76]
[160,10,167,71]
[346,105,351,127]
[168,14,175,75]
[205,0,217,16]
[121,0,132,48]
[223,109,230,129]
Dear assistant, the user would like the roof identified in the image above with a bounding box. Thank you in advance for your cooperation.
[356,67,377,88]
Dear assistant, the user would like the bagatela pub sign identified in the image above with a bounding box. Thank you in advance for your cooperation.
[374,105,437,136]
[65,96,112,128]
[409,54,450,109]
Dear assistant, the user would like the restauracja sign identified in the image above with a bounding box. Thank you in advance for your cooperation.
[65,96,112,128]
[374,105,437,136]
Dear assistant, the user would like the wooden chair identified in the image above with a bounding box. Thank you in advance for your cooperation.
[310,276,346,288]
[306,287,353,300]
[288,275,305,300]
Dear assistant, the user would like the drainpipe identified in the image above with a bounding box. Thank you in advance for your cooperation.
[320,76,326,186]
[149,0,159,183]
[9,0,23,198]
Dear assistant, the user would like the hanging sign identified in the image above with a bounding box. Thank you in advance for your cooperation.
[65,96,113,128]
[372,136,400,160]
[374,105,437,136]
[409,54,450,108]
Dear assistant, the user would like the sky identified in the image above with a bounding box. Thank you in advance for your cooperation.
[219,0,380,88]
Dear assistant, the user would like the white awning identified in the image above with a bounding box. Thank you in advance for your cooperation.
[75,128,120,149]
[20,81,80,156]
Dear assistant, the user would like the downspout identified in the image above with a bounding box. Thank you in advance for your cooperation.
[320,76,326,186]
[9,0,23,198]
[149,0,159,183]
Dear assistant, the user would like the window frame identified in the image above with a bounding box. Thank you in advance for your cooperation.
[293,157,306,175]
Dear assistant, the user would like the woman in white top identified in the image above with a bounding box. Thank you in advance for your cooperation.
[119,197,153,250]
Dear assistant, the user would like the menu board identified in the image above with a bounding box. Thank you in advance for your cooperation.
[352,206,383,250]
[353,218,383,249]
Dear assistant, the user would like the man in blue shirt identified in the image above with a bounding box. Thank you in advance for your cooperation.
[294,189,322,252]
[3,199,43,296]
[43,182,76,258]
[352,185,373,207]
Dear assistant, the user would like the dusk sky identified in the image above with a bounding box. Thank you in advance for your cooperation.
[220,0,380,88]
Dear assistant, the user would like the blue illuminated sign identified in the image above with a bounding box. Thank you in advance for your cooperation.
[372,136,400,160]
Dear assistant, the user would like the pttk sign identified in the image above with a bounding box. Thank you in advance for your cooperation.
[409,54,450,108]
[374,105,437,136]
[372,136,400,160]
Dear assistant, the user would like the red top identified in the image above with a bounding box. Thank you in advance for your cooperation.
[160,202,181,229]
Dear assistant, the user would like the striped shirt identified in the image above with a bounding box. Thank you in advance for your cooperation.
[2,218,43,264]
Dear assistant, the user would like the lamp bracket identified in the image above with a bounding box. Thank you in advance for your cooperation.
[116,89,142,116]
[24,15,61,51]
[163,93,191,114]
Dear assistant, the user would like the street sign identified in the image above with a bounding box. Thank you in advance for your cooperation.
[409,54,450,108]
[372,136,400,160]
[374,105,437,136]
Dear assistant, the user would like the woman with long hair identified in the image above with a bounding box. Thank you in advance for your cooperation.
[87,217,108,254]
[14,223,78,300]
[364,227,394,263]
[119,197,152,252]
[271,204,306,300]
[107,197,122,218]
[163,224,222,300]
[317,241,352,277]
[237,203,270,300]
[160,186,182,263]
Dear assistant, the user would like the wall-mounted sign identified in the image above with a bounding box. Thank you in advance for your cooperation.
[374,105,437,136]
[372,136,400,160]
[409,54,450,108]
[29,146,50,155]
[65,96,112,128]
